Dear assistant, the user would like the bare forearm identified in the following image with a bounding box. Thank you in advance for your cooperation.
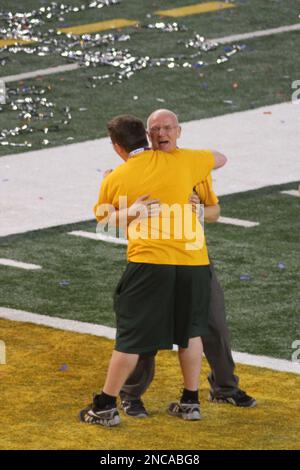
[204,204,220,223]
[212,150,227,169]
[100,195,160,229]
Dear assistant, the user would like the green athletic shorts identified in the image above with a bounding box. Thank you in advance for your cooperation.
[113,262,211,354]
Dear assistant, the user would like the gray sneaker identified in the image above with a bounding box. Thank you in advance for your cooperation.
[167,401,201,420]
[79,404,121,427]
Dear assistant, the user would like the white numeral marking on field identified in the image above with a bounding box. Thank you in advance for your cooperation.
[217,217,260,228]
[0,259,41,270]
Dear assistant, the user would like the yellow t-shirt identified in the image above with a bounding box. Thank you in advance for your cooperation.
[194,173,219,206]
[94,148,215,265]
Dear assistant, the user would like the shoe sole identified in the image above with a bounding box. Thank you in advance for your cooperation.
[209,396,257,408]
[79,410,121,427]
[123,411,148,418]
[167,409,202,421]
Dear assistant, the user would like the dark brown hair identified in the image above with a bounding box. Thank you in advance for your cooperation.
[107,115,148,153]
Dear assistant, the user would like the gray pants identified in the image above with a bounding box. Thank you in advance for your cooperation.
[120,262,239,400]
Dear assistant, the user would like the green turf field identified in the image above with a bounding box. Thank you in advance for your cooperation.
[1,0,299,155]
[1,2,299,452]
[1,0,299,53]
[1,181,299,360]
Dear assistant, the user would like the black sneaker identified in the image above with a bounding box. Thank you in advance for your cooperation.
[209,389,257,408]
[79,403,121,427]
[121,399,148,418]
[167,401,201,420]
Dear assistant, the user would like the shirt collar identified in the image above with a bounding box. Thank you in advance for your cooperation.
[128,147,150,158]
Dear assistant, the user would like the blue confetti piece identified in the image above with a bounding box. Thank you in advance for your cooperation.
[59,364,68,372]
[240,274,251,281]
[193,63,205,69]
[59,280,70,287]
[239,44,250,51]
[277,262,286,270]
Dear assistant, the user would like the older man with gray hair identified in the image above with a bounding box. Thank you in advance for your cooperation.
[119,109,256,418]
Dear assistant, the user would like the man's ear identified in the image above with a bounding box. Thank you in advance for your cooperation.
[177,126,182,139]
[146,130,151,145]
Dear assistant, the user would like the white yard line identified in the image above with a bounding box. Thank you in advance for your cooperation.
[1,24,300,84]
[280,190,300,197]
[210,23,300,44]
[231,351,300,375]
[1,102,299,237]
[69,230,128,245]
[71,221,260,246]
[2,64,80,83]
[1,306,299,375]
[0,258,41,270]
[0,307,115,339]
[217,216,260,228]
[69,230,102,241]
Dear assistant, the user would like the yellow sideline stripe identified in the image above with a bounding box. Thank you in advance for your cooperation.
[156,2,235,17]
[0,39,36,47]
[0,19,137,47]
[58,19,138,35]
[1,318,300,450]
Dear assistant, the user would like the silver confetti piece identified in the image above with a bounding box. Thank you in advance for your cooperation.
[0,83,72,147]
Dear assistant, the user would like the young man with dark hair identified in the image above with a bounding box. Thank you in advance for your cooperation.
[107,115,149,153]
[119,109,256,419]
[79,114,227,427]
